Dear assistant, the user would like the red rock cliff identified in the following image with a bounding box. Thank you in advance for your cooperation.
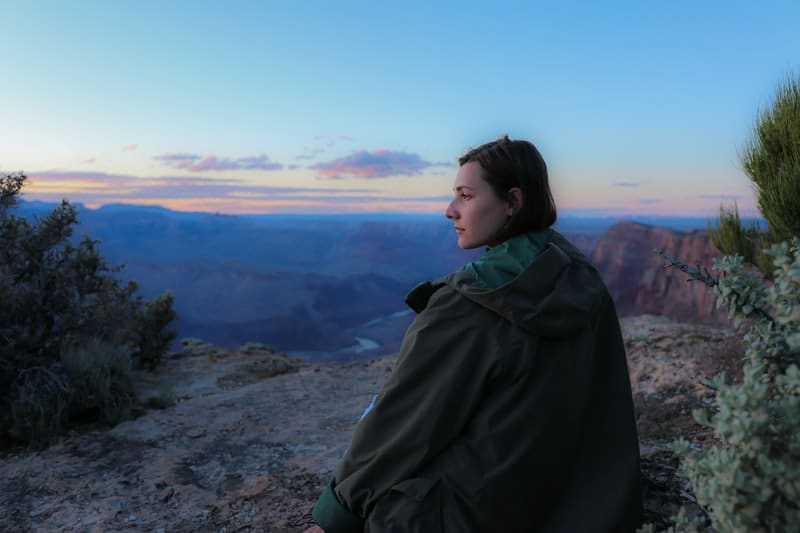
[590,221,728,324]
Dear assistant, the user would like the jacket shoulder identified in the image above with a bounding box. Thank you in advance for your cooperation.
[405,278,472,314]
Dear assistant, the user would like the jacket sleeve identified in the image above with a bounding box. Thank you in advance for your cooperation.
[312,286,498,532]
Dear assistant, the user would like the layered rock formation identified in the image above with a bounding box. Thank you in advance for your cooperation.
[591,221,729,324]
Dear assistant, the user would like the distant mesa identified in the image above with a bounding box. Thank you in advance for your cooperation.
[591,221,728,325]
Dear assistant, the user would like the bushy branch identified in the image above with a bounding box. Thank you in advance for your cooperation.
[709,73,800,280]
[707,203,760,265]
[742,74,800,243]
[0,172,25,212]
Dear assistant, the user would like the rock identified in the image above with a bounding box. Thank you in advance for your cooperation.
[592,221,729,324]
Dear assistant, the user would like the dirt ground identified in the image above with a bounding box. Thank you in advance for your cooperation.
[0,315,744,532]
[623,315,745,529]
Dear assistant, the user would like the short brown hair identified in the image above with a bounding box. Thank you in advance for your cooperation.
[459,135,557,242]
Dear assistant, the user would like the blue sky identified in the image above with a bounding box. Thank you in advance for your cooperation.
[1,1,798,216]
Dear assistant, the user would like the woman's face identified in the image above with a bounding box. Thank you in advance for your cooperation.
[445,161,514,249]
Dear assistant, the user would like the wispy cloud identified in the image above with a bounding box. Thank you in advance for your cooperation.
[639,198,664,205]
[153,153,283,172]
[81,158,96,164]
[313,149,446,179]
[121,144,138,151]
[613,181,640,187]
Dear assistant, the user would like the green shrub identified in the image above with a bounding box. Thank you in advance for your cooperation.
[742,75,800,244]
[709,74,800,279]
[707,203,764,269]
[649,239,800,531]
[143,383,177,410]
[0,173,177,446]
[61,338,136,425]
[8,365,71,447]
[131,292,177,370]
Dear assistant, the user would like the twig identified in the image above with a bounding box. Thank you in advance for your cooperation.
[654,249,718,288]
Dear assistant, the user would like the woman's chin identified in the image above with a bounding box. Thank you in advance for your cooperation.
[457,238,481,250]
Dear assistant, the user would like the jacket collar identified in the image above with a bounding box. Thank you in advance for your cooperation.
[459,228,553,290]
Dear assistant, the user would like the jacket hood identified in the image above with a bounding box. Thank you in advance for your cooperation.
[417,232,605,337]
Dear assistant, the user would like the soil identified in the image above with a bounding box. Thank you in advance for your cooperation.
[623,315,745,529]
[0,315,745,532]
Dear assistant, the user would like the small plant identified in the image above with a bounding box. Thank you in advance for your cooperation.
[61,338,136,426]
[131,292,177,370]
[650,239,800,531]
[707,203,762,269]
[8,366,71,447]
[239,341,276,354]
[144,384,177,410]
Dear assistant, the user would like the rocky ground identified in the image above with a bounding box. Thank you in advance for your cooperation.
[0,315,744,532]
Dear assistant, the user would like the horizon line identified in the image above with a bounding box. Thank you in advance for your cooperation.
[14,197,767,222]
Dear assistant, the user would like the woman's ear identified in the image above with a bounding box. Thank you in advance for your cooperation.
[506,187,523,216]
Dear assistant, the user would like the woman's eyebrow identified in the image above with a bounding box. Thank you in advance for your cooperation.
[453,185,476,192]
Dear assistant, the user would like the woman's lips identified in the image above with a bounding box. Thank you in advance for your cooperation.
[455,226,465,234]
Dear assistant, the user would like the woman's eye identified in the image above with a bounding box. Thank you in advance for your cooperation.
[460,193,472,200]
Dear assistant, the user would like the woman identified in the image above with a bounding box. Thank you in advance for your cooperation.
[305,136,642,532]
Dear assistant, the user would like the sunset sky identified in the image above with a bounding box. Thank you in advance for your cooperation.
[2,1,799,217]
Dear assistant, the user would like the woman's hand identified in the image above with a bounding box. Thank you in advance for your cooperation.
[302,526,324,533]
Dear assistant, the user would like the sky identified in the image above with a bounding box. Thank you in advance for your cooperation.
[2,1,799,217]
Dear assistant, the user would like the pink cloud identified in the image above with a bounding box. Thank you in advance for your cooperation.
[121,144,138,151]
[313,149,441,179]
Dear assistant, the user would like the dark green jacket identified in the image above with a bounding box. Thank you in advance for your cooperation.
[313,231,642,532]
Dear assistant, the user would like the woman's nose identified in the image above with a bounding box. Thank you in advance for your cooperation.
[445,201,457,219]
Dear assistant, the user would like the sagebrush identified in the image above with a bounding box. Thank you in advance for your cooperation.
[0,173,177,446]
[644,239,800,532]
